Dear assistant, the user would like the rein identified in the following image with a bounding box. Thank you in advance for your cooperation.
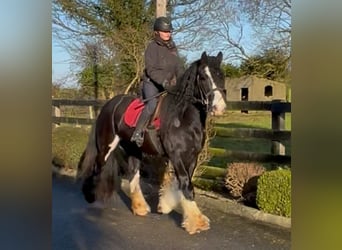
[140,91,167,103]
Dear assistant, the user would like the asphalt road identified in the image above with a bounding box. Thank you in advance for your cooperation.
[52,175,291,250]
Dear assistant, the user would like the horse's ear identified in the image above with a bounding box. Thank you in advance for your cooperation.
[201,51,208,64]
[217,52,223,64]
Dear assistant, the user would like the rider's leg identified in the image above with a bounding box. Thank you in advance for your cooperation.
[130,108,150,147]
[131,81,158,147]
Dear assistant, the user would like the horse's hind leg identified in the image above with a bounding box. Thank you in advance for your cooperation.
[128,156,151,216]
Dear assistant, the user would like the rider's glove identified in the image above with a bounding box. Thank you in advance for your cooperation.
[161,79,169,88]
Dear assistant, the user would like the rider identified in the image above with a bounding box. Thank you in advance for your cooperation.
[131,16,184,147]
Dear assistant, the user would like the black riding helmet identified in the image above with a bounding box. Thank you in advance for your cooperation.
[153,16,173,32]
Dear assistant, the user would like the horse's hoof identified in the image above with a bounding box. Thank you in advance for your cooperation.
[157,203,172,214]
[89,200,105,209]
[181,214,210,234]
[157,197,174,214]
[132,203,151,216]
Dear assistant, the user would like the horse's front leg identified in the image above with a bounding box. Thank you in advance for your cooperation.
[157,162,182,214]
[172,158,210,234]
[128,156,151,216]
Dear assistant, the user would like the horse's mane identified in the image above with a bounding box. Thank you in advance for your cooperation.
[160,58,211,127]
[168,60,200,108]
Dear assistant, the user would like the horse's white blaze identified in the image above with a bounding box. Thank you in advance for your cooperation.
[204,66,226,115]
[104,135,120,161]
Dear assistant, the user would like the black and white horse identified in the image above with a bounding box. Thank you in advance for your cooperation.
[77,52,227,234]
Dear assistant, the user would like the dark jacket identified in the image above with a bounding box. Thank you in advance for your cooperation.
[143,37,184,87]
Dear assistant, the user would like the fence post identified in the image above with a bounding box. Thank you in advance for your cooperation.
[271,100,285,156]
[89,105,94,119]
[53,104,60,128]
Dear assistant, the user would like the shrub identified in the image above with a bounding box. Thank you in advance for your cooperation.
[224,162,266,199]
[52,126,90,169]
[256,168,291,217]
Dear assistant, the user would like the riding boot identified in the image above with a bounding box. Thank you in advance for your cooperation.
[130,108,151,147]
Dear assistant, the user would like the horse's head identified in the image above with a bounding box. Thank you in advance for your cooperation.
[197,51,227,116]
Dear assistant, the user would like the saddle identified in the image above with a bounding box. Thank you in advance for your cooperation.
[123,93,166,130]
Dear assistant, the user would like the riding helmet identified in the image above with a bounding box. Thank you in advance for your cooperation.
[153,16,173,32]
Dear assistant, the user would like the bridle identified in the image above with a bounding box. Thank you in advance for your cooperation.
[195,75,228,113]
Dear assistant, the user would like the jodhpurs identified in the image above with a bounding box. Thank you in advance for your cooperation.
[142,80,163,115]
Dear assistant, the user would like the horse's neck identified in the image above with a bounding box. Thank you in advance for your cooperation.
[171,84,208,124]
[195,103,208,128]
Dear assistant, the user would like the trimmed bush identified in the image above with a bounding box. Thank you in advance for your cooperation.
[52,126,90,169]
[256,168,291,217]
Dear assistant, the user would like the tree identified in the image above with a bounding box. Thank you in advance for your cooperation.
[221,62,242,78]
[53,0,292,91]
[168,0,291,70]
[238,0,291,54]
[53,0,155,94]
[240,48,290,81]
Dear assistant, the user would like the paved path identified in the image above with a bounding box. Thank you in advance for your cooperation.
[52,175,290,250]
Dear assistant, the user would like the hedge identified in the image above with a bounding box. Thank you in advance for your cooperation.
[52,126,89,169]
[256,168,291,217]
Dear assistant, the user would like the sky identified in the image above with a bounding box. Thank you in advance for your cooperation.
[51,4,256,87]
[52,32,253,88]
[52,35,215,86]
[52,41,74,85]
[52,33,83,87]
[52,36,203,87]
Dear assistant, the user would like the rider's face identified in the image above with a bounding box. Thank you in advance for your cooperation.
[158,31,171,41]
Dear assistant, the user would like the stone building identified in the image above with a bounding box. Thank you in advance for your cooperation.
[225,75,287,101]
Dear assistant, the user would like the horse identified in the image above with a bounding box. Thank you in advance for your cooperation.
[77,51,227,234]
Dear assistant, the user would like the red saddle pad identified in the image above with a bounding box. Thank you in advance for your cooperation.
[124,99,160,129]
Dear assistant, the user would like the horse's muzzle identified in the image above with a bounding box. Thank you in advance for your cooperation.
[211,109,224,116]
[211,105,225,116]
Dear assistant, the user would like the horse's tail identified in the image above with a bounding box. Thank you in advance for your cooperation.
[74,122,98,203]
[94,98,124,202]
[78,96,124,204]
[94,146,121,204]
[77,122,98,180]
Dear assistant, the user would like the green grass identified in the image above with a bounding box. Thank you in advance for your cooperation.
[207,111,291,168]
[213,111,291,130]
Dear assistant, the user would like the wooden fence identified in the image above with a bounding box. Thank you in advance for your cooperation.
[52,98,291,190]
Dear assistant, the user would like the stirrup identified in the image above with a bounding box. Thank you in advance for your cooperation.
[131,131,144,147]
